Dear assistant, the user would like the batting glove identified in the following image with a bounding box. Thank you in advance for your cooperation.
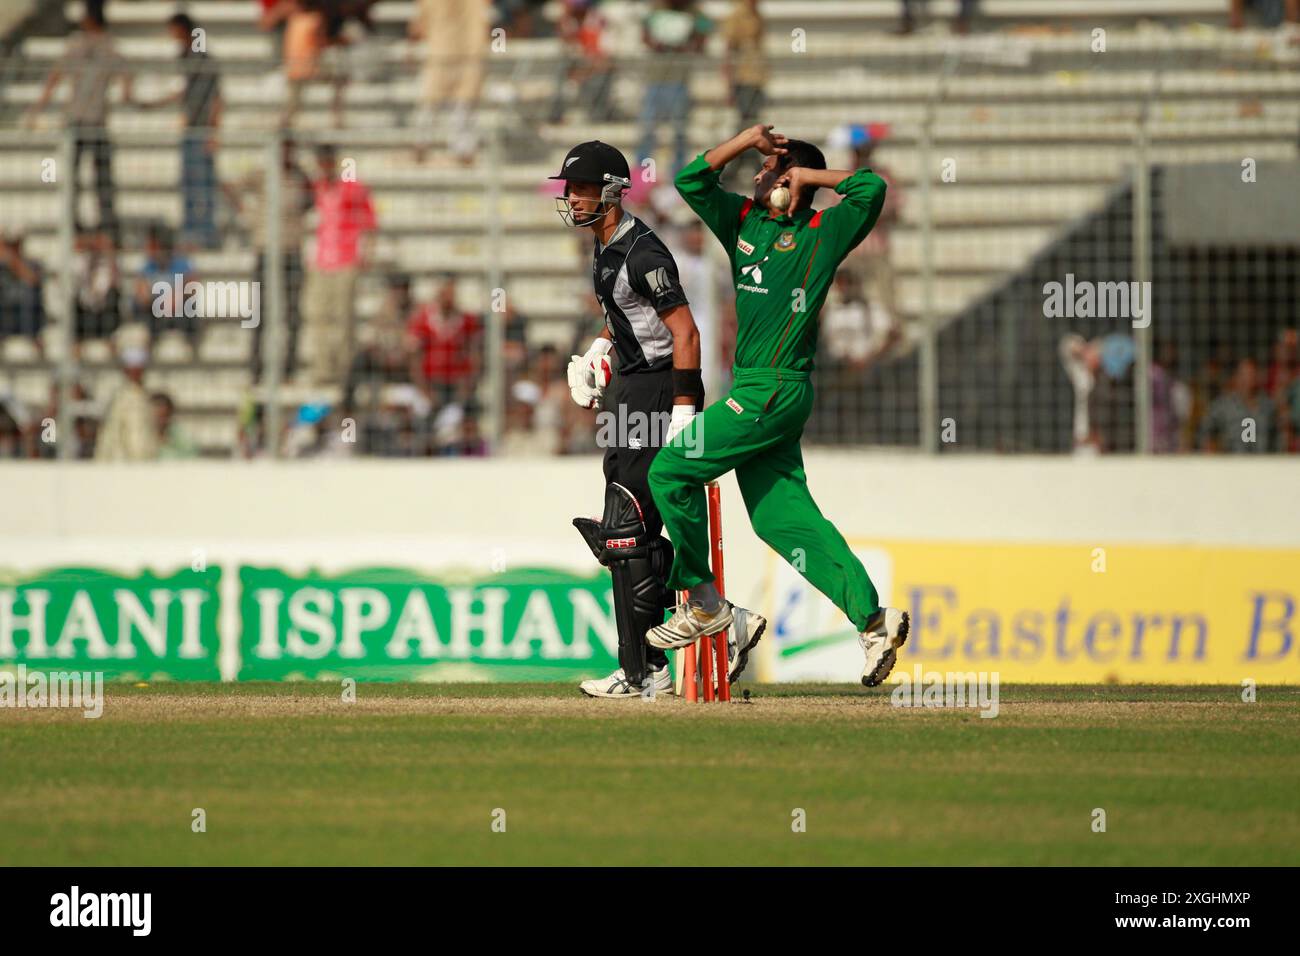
[568,338,613,409]
[663,404,696,445]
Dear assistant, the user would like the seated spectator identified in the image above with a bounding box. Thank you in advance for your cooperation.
[501,380,554,456]
[494,0,546,37]
[348,273,417,397]
[96,348,158,461]
[135,225,201,354]
[1266,328,1298,397]
[814,270,899,444]
[531,344,569,453]
[0,232,45,345]
[898,0,978,35]
[442,408,489,457]
[1283,374,1300,453]
[1199,357,1276,453]
[74,229,122,349]
[406,274,483,408]
[822,270,899,367]
[0,395,32,458]
[500,291,531,379]
[151,392,199,459]
[1229,0,1300,30]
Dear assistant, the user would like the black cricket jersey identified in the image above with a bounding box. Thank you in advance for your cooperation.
[590,213,689,374]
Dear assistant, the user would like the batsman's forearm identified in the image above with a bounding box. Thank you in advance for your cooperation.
[703,128,759,172]
[670,324,701,407]
[673,328,700,373]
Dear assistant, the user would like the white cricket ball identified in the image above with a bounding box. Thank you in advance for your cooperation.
[769,186,791,211]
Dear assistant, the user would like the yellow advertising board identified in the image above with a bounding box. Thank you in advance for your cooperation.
[762,540,1300,684]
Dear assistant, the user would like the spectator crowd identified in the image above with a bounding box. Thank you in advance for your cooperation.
[2,0,1296,461]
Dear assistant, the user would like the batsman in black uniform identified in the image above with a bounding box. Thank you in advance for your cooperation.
[552,141,766,698]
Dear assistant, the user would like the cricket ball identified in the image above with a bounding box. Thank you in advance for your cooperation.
[769,186,791,211]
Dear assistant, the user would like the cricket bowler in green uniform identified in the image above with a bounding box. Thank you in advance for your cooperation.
[645,125,910,687]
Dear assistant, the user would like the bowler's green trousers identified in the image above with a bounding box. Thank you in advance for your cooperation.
[648,367,880,632]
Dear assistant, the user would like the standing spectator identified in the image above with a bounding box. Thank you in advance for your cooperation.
[719,0,767,193]
[302,145,377,385]
[0,233,46,346]
[1200,357,1277,453]
[74,229,122,350]
[1055,335,1138,457]
[96,349,159,461]
[1059,333,1101,454]
[549,0,619,124]
[225,138,313,380]
[135,225,202,354]
[1150,341,1191,454]
[260,0,294,64]
[141,14,223,249]
[406,274,483,407]
[280,0,328,128]
[1088,333,1137,454]
[638,1,709,177]
[411,0,489,164]
[24,0,131,239]
[151,392,200,458]
[721,0,767,131]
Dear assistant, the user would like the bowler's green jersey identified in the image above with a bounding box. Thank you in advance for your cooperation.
[674,153,887,371]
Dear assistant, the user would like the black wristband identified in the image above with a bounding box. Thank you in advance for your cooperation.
[673,367,705,408]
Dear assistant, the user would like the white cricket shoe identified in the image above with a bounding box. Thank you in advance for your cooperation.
[647,601,735,650]
[728,606,768,682]
[859,607,910,687]
[579,665,673,699]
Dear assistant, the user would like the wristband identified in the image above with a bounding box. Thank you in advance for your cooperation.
[672,367,704,407]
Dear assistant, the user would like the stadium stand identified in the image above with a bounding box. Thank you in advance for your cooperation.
[0,0,1297,456]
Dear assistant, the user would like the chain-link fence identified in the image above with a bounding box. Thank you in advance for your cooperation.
[1,6,1298,460]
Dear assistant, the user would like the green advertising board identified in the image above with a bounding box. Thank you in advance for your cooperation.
[239,565,620,681]
[0,566,222,680]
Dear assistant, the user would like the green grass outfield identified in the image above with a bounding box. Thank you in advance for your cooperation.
[2,682,1298,866]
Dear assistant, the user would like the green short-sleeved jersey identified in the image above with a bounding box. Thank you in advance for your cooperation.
[674,153,887,371]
